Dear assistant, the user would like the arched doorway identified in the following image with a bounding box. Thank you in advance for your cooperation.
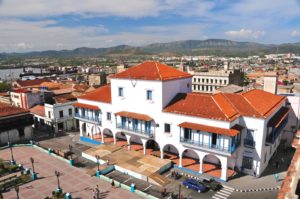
[181,149,200,172]
[129,135,143,152]
[162,144,180,165]
[115,132,127,147]
[145,139,160,156]
[92,126,101,141]
[202,154,222,178]
[103,128,114,143]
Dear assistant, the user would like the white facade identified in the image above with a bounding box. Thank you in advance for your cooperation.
[75,63,288,182]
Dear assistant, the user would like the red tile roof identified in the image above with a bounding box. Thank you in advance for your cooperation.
[115,111,153,122]
[73,102,100,111]
[178,122,242,137]
[77,84,111,104]
[110,61,192,81]
[16,77,51,87]
[164,89,287,122]
[30,105,45,117]
[267,107,290,127]
[0,102,29,117]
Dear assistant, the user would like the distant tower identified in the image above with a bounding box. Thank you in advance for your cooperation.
[224,61,229,71]
[263,73,278,94]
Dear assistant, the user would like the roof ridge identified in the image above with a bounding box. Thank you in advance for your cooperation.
[220,93,240,118]
[155,62,162,80]
[240,92,264,117]
[211,94,230,121]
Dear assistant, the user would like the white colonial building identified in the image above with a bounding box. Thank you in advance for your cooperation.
[74,61,290,181]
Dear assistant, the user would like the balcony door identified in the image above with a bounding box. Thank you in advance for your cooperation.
[184,128,191,140]
[133,119,138,131]
[121,117,126,128]
[211,133,217,147]
[145,121,151,134]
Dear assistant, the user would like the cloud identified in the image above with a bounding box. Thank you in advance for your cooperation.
[291,30,300,37]
[224,29,265,39]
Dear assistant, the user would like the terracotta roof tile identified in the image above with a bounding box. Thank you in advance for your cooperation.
[115,111,152,121]
[73,102,100,110]
[242,89,286,117]
[164,89,286,122]
[78,84,111,104]
[16,77,51,87]
[110,61,192,81]
[0,102,29,117]
[30,105,45,117]
[178,122,241,137]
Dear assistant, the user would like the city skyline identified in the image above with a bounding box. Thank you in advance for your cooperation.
[0,0,300,52]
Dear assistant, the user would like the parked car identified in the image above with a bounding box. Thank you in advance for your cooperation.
[199,178,222,191]
[182,178,207,193]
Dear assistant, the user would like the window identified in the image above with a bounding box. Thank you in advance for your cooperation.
[244,129,255,147]
[18,128,25,137]
[220,80,222,84]
[118,87,124,97]
[59,110,63,118]
[224,80,227,84]
[69,108,72,116]
[164,123,171,133]
[48,111,51,118]
[75,108,78,114]
[264,152,267,163]
[146,90,153,100]
[107,112,111,121]
[242,156,253,170]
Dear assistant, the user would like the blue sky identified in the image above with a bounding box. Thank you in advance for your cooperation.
[0,0,300,52]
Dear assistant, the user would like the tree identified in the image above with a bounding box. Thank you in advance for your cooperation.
[0,82,10,92]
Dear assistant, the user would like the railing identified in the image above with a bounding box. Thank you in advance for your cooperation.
[75,113,102,125]
[244,139,256,148]
[180,137,238,153]
[116,123,153,137]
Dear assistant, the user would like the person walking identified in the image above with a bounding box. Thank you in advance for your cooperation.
[111,179,115,187]
[92,189,96,199]
[96,185,100,199]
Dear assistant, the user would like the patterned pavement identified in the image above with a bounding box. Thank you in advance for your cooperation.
[0,146,140,199]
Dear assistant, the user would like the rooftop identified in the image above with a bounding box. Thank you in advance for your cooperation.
[0,102,29,118]
[15,77,51,88]
[30,105,45,117]
[78,84,111,104]
[164,89,286,122]
[110,61,192,81]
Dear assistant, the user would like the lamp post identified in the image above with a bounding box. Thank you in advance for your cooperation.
[14,186,19,199]
[30,157,37,180]
[95,155,100,177]
[9,143,15,165]
[54,170,62,193]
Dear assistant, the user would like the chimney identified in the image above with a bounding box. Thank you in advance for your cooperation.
[263,73,278,94]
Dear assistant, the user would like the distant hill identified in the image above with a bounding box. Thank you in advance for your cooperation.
[1,39,300,58]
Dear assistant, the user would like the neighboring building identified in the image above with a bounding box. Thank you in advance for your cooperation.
[10,89,43,109]
[88,73,107,86]
[12,77,51,89]
[214,84,243,94]
[30,94,77,133]
[190,63,244,93]
[0,102,34,145]
[74,61,290,181]
[263,74,278,94]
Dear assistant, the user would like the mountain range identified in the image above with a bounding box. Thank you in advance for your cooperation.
[1,39,300,58]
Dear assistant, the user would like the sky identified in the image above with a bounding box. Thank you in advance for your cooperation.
[0,0,300,52]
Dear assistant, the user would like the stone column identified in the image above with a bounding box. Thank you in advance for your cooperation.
[221,157,228,181]
[141,139,147,155]
[125,134,131,150]
[179,155,183,167]
[160,148,164,159]
[199,159,203,174]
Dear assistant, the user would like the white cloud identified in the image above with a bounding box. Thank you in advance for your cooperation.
[224,29,265,39]
[291,30,300,37]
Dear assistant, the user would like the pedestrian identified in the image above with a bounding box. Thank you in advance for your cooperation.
[106,159,109,165]
[111,179,115,187]
[92,189,96,199]
[275,160,279,168]
[96,185,100,199]
[189,195,192,199]
[274,173,279,182]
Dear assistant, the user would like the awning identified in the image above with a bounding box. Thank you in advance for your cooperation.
[73,102,100,111]
[178,122,242,137]
[267,107,290,128]
[115,111,153,121]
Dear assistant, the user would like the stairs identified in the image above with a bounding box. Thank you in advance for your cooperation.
[148,172,170,187]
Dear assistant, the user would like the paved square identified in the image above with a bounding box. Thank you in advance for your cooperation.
[0,146,140,199]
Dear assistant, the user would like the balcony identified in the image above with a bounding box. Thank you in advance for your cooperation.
[180,137,239,154]
[74,113,102,125]
[244,139,256,148]
[266,117,288,145]
[116,123,153,138]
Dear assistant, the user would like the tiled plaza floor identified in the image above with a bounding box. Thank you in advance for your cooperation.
[0,146,140,199]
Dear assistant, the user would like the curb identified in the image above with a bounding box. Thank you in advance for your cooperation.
[234,186,281,192]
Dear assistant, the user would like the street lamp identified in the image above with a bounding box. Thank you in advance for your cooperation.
[95,155,100,177]
[14,186,19,199]
[9,143,15,165]
[54,170,62,193]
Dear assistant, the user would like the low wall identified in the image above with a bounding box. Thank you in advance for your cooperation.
[79,136,102,145]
